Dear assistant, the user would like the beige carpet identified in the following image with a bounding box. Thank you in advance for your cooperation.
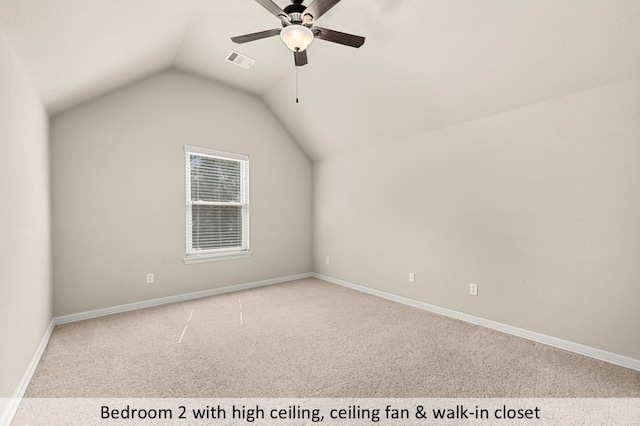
[24,278,640,398]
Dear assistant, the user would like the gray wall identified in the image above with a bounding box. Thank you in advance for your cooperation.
[0,34,52,402]
[51,70,312,317]
[313,78,640,359]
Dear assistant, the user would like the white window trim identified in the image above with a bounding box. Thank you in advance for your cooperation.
[183,251,252,264]
[183,145,250,263]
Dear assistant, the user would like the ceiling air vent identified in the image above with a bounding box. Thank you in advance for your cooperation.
[226,50,255,69]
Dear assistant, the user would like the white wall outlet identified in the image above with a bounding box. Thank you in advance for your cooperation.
[469,283,478,296]
[326,257,330,265]
[146,273,154,284]
[409,272,415,283]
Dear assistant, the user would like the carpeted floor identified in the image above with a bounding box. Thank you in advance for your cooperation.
[24,278,640,398]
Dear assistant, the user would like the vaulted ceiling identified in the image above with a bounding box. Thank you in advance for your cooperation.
[1,0,639,160]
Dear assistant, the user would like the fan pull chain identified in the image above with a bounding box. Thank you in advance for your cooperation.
[296,66,299,103]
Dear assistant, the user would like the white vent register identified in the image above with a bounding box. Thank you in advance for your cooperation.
[226,50,255,69]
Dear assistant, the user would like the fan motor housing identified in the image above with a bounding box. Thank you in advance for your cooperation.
[284,3,306,16]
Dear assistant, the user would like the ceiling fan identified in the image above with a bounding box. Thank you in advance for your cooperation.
[231,0,365,67]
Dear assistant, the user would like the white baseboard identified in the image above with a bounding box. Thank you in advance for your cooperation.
[54,273,313,325]
[313,273,640,372]
[1,319,55,426]
[4,270,636,426]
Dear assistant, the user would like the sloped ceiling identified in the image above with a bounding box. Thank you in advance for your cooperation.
[1,0,639,160]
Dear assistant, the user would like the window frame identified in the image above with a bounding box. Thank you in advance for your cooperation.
[184,145,250,263]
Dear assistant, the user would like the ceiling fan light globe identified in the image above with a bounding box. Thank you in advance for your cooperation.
[280,24,314,52]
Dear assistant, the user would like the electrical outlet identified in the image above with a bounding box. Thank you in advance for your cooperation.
[409,272,415,283]
[469,283,478,296]
[326,257,330,265]
[146,273,154,284]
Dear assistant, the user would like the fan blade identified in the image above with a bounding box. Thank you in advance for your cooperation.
[313,27,365,48]
[294,49,308,66]
[231,28,281,44]
[302,0,341,22]
[254,0,290,22]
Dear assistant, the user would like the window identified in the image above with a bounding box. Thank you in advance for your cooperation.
[184,145,250,263]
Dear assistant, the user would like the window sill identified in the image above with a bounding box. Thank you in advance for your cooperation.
[183,251,252,264]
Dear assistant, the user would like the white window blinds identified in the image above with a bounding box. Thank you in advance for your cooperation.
[185,146,249,260]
